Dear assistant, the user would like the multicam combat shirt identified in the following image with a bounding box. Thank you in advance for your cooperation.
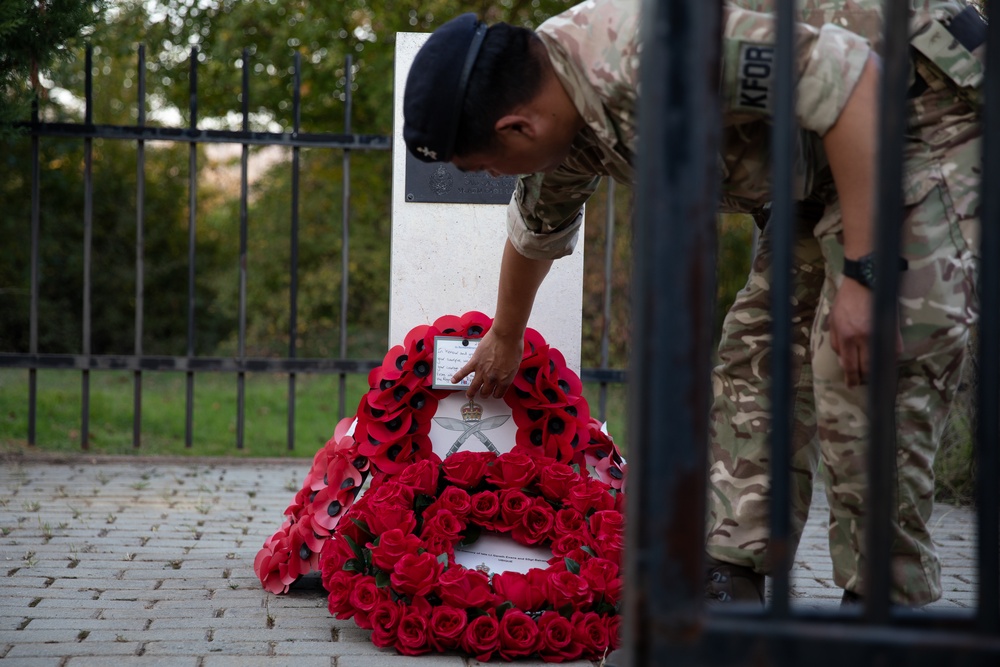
[507,0,871,260]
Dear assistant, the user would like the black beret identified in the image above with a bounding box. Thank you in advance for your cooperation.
[403,13,488,163]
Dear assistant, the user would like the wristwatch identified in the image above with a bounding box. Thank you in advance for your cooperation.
[842,253,909,289]
[842,253,876,289]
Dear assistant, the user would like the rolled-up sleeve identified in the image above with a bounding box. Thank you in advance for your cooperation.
[721,5,871,136]
[505,166,601,260]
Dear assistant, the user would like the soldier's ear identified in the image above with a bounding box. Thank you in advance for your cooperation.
[494,114,537,139]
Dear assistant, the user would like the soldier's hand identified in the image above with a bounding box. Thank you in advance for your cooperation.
[452,327,523,400]
[829,278,902,387]
[829,278,874,387]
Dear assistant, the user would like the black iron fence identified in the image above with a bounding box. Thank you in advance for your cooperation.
[0,44,626,452]
[624,0,998,665]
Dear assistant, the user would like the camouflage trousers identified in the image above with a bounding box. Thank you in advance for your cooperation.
[706,117,980,605]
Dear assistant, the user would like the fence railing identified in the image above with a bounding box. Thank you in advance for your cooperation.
[1,44,626,453]
[623,0,999,665]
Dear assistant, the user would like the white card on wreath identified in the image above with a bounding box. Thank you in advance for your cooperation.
[431,336,479,389]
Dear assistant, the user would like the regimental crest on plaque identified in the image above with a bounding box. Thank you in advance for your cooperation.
[430,164,453,196]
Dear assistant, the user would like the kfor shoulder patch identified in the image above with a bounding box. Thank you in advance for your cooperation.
[735,42,775,113]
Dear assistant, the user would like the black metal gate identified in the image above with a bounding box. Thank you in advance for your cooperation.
[1,45,389,451]
[624,0,998,664]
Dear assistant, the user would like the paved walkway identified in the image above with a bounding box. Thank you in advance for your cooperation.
[0,455,979,666]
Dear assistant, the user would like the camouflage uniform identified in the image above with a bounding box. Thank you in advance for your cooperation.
[707,0,982,605]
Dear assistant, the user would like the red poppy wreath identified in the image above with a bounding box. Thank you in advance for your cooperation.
[254,311,628,661]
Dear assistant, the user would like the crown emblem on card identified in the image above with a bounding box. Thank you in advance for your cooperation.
[461,399,483,423]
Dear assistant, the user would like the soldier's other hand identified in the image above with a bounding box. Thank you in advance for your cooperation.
[452,328,523,400]
[829,278,874,387]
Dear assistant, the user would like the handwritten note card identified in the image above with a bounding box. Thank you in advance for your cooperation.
[432,336,480,389]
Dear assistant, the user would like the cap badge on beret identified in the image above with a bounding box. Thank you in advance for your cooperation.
[416,146,438,160]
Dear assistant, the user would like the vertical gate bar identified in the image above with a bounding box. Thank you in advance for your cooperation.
[81,44,93,451]
[338,55,353,422]
[976,0,1000,634]
[624,0,721,664]
[866,0,910,622]
[28,96,40,446]
[186,47,199,449]
[237,48,250,451]
[134,44,146,449]
[766,0,799,616]
[599,178,616,423]
[288,52,302,452]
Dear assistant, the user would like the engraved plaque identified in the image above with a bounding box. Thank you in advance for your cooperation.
[405,151,517,205]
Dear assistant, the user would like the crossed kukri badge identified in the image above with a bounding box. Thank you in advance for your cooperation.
[434,400,510,457]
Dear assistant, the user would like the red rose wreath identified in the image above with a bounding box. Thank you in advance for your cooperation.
[254,312,628,661]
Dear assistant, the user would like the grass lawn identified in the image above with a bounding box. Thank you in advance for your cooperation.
[0,368,629,459]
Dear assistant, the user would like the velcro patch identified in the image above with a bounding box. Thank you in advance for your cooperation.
[735,42,775,113]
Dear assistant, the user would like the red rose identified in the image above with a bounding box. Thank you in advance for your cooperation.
[492,570,547,612]
[369,600,403,649]
[425,485,472,520]
[390,552,442,597]
[498,609,541,660]
[553,507,587,539]
[487,452,538,489]
[593,531,625,565]
[566,480,615,514]
[441,451,492,489]
[319,534,355,587]
[546,570,593,611]
[512,497,556,545]
[428,605,467,652]
[396,608,430,655]
[551,533,589,558]
[368,528,423,572]
[462,613,500,662]
[333,506,369,547]
[537,462,581,501]
[537,610,582,661]
[604,613,622,650]
[580,557,622,604]
[420,509,464,548]
[437,566,494,609]
[497,489,531,532]
[325,569,358,618]
[365,505,417,536]
[364,480,415,509]
[611,493,624,518]
[589,509,625,540]
[396,458,440,496]
[347,576,386,630]
[571,611,609,657]
[469,490,500,530]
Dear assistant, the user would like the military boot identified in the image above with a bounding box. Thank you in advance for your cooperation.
[705,557,765,605]
[841,590,863,605]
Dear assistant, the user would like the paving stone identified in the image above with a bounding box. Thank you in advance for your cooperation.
[202,658,331,667]
[67,658,199,667]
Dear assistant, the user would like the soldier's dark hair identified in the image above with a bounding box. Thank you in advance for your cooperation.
[453,23,546,157]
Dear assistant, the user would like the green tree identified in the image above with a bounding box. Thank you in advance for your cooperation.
[0,0,105,135]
